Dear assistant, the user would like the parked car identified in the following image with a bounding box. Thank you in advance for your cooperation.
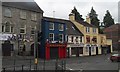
[110,54,120,62]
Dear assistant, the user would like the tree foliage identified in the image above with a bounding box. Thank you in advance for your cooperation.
[71,7,84,21]
[89,7,100,27]
[103,10,115,28]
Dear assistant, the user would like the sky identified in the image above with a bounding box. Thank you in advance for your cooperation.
[35,0,119,23]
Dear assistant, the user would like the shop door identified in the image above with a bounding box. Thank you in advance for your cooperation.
[96,47,98,55]
[2,40,13,56]
[50,47,59,59]
[89,47,91,56]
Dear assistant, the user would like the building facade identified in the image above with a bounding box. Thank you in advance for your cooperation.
[65,20,84,57]
[69,13,113,56]
[1,1,43,56]
[41,17,67,59]
[104,24,120,51]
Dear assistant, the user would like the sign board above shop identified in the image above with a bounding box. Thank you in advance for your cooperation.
[0,33,16,41]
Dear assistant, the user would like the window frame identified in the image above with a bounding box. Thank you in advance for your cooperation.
[20,10,26,19]
[86,27,90,33]
[31,12,37,21]
[93,28,96,33]
[4,8,12,17]
[49,22,54,30]
[59,34,64,42]
[58,24,64,31]
[20,25,26,34]
[49,33,54,41]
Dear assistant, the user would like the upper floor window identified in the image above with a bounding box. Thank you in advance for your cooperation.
[71,36,74,42]
[31,12,37,21]
[4,8,12,17]
[20,24,26,34]
[86,27,90,33]
[59,24,64,31]
[31,27,35,35]
[49,23,54,30]
[86,35,90,43]
[59,34,63,42]
[49,33,54,41]
[92,36,97,43]
[75,37,79,43]
[80,36,82,42]
[20,10,26,19]
[93,28,96,33]
[2,22,14,33]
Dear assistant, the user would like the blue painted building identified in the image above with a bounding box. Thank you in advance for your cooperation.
[40,17,67,59]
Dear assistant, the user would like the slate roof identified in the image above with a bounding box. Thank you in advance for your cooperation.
[76,20,97,28]
[2,1,43,13]
[42,17,84,36]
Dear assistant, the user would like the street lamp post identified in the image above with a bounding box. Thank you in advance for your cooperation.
[34,27,38,70]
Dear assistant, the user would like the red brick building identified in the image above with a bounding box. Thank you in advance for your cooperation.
[103,23,120,51]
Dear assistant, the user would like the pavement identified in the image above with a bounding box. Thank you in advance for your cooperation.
[2,54,120,71]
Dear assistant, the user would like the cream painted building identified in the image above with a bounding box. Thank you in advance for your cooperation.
[69,13,112,56]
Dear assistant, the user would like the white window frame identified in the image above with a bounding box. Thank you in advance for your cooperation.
[49,33,54,41]
[31,12,37,21]
[86,46,89,52]
[59,34,63,42]
[91,46,94,52]
[49,23,54,30]
[20,25,26,34]
[4,8,12,17]
[59,24,64,31]
[31,26,36,35]
[2,22,14,33]
[93,28,96,33]
[86,27,90,33]
[20,10,26,19]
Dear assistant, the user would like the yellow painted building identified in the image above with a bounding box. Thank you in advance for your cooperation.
[69,13,112,56]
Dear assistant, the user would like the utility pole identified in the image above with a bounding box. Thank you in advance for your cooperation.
[34,26,38,70]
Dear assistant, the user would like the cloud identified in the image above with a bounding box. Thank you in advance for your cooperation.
[35,0,118,23]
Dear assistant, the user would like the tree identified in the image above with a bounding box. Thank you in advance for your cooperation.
[89,7,100,27]
[89,7,102,33]
[71,7,84,21]
[103,10,115,28]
